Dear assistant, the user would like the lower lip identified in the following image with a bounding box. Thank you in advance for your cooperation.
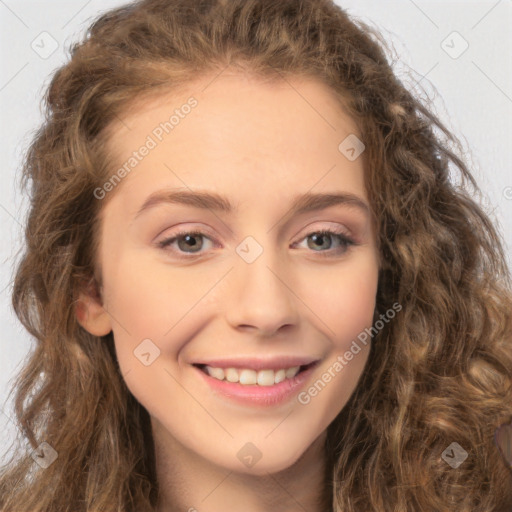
[193,364,318,407]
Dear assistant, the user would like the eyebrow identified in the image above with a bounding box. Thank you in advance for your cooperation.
[134,188,370,220]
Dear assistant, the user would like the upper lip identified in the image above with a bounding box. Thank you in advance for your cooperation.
[191,356,320,371]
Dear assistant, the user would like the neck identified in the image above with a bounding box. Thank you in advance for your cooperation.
[153,426,331,512]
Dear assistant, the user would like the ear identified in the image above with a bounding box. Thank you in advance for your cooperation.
[75,278,112,336]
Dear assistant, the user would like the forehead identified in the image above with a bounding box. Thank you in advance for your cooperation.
[105,72,360,158]
[99,73,368,213]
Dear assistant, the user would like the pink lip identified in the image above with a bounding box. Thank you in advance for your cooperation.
[192,361,319,407]
[191,356,319,372]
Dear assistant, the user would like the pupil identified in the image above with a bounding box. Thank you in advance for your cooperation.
[310,233,330,250]
[181,234,201,251]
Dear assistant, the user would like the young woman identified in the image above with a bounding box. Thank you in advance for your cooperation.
[1,0,511,510]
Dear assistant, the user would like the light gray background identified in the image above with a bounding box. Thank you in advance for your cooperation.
[1,0,511,464]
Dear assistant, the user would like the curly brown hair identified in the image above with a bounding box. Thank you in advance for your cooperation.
[1,0,511,510]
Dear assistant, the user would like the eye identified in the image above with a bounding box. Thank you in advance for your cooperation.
[293,228,357,257]
[156,227,358,259]
[157,230,215,256]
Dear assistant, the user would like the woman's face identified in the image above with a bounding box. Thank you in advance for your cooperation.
[78,73,380,475]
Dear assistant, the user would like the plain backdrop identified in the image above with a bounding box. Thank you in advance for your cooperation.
[0,0,511,465]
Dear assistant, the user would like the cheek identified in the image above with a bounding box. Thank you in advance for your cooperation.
[304,256,379,346]
[101,253,206,366]
[298,264,377,413]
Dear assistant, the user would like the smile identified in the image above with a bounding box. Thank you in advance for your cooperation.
[192,361,319,407]
[198,364,312,386]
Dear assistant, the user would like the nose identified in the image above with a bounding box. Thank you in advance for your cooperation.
[224,243,300,337]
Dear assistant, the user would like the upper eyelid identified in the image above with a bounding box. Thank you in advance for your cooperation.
[156,226,358,263]
[158,225,354,249]
[159,218,354,238]
[158,223,352,243]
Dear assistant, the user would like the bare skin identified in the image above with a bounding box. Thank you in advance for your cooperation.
[77,72,380,512]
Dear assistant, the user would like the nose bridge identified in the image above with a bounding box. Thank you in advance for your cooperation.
[225,234,299,334]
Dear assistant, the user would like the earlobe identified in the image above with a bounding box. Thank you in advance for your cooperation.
[75,279,112,336]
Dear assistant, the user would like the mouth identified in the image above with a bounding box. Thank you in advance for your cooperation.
[191,360,320,407]
[192,361,317,386]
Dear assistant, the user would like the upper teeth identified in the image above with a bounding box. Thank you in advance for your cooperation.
[204,366,301,386]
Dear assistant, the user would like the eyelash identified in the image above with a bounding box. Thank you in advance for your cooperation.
[157,227,358,259]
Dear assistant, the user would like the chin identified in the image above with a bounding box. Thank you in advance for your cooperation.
[213,436,318,476]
